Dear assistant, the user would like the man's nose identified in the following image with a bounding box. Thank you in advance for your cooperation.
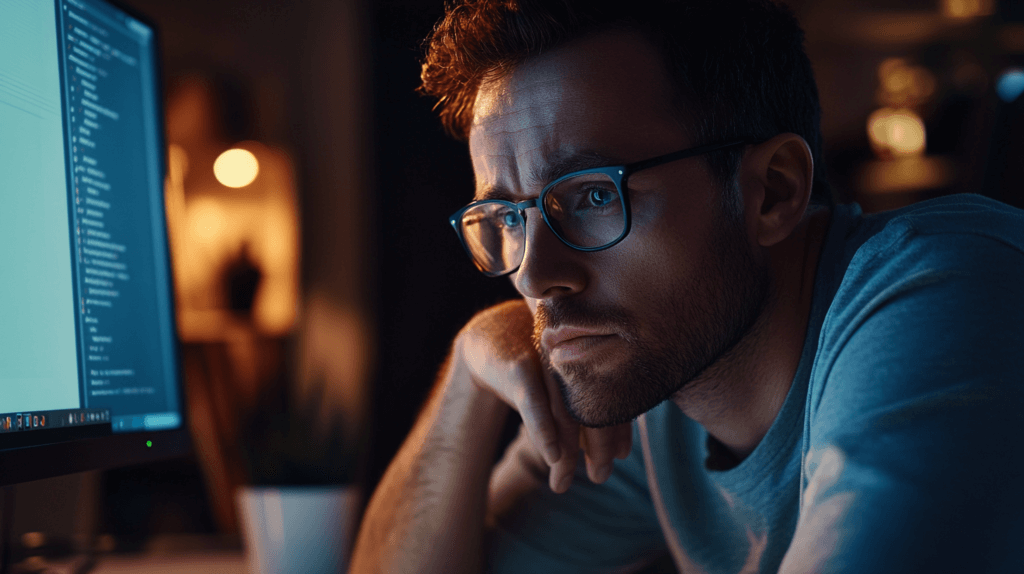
[512,211,586,299]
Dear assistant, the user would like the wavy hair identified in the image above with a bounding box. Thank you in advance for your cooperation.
[420,0,833,206]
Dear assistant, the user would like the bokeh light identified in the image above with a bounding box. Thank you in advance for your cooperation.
[877,58,936,107]
[213,148,260,188]
[996,69,1024,103]
[186,198,227,247]
[941,0,995,19]
[868,108,927,158]
[880,58,913,93]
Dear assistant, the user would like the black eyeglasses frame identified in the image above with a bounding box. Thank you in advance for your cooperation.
[448,139,749,277]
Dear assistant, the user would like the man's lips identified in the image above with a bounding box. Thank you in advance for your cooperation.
[542,327,614,350]
[542,327,618,362]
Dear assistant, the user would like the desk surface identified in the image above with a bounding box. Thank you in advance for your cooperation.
[91,552,246,573]
[28,534,248,574]
[37,551,246,574]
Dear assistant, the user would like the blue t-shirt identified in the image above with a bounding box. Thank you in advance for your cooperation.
[484,194,1024,573]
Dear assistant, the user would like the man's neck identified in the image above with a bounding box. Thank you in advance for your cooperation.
[670,207,831,467]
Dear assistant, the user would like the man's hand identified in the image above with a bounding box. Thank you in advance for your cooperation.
[455,300,632,493]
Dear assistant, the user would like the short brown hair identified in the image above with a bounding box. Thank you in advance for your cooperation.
[420,0,833,206]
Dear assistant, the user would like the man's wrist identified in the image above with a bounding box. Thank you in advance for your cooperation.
[443,354,511,435]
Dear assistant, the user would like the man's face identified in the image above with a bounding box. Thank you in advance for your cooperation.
[468,30,770,428]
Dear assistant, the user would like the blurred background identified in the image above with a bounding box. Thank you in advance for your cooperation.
[70,0,1024,556]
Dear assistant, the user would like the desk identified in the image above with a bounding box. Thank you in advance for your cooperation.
[91,534,247,573]
[27,552,246,574]
[91,552,246,574]
[23,536,248,574]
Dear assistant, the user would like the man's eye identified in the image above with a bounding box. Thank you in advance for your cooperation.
[586,187,617,207]
[501,211,522,227]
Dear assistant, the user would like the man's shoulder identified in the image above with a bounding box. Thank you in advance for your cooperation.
[807,193,1024,427]
[851,193,1024,255]
[825,193,1024,307]
[793,194,1024,572]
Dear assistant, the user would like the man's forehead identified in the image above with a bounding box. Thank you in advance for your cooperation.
[469,70,567,161]
[468,28,678,120]
[472,148,625,202]
[472,63,580,123]
[469,76,625,202]
[467,74,560,200]
[466,29,688,200]
[469,36,624,142]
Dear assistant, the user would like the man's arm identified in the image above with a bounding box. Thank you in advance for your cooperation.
[350,301,633,574]
[349,353,510,574]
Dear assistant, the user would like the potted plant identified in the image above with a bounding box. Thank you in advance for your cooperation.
[235,374,361,574]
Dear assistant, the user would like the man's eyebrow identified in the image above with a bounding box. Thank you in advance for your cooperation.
[473,150,623,202]
[533,150,623,188]
[475,185,515,202]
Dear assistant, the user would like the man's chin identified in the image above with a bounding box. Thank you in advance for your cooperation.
[553,367,670,429]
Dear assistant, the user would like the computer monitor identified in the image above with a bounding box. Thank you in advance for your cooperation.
[0,0,189,485]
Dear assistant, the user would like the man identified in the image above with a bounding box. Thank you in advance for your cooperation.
[351,0,1024,572]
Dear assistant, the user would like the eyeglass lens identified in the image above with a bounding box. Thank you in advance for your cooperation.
[460,202,527,275]
[459,171,626,275]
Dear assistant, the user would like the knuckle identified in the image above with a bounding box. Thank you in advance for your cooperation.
[460,303,537,373]
[587,430,616,455]
[515,386,545,415]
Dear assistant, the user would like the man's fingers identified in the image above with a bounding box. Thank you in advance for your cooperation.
[548,414,580,493]
[513,374,561,467]
[581,427,619,484]
[541,368,580,493]
[524,426,561,469]
[458,301,583,486]
[615,425,633,459]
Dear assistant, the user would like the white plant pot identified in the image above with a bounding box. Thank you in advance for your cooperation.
[237,485,360,574]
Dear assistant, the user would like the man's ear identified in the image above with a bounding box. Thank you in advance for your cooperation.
[740,133,813,247]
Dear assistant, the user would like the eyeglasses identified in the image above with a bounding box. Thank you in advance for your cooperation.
[448,140,747,277]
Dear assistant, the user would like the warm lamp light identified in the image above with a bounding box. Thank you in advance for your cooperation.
[214,148,259,188]
[187,198,227,247]
[941,0,995,19]
[867,108,926,158]
[879,58,912,93]
[877,58,936,107]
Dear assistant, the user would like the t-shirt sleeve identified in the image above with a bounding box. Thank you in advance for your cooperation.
[483,423,668,573]
[782,224,1024,572]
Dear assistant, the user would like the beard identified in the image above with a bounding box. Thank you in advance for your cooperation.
[531,199,771,428]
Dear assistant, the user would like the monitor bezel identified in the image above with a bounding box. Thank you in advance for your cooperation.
[0,0,191,486]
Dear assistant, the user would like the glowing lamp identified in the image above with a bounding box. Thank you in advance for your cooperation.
[867,108,926,158]
[213,148,259,188]
[941,0,995,19]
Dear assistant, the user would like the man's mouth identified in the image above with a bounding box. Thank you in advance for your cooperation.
[543,327,619,363]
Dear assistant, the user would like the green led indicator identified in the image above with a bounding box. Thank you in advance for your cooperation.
[146,440,152,448]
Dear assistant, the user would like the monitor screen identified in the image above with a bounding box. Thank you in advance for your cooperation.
[0,0,188,485]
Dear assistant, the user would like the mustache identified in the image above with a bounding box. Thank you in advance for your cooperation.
[532,298,637,352]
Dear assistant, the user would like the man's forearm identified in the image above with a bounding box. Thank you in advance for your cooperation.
[350,354,511,574]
